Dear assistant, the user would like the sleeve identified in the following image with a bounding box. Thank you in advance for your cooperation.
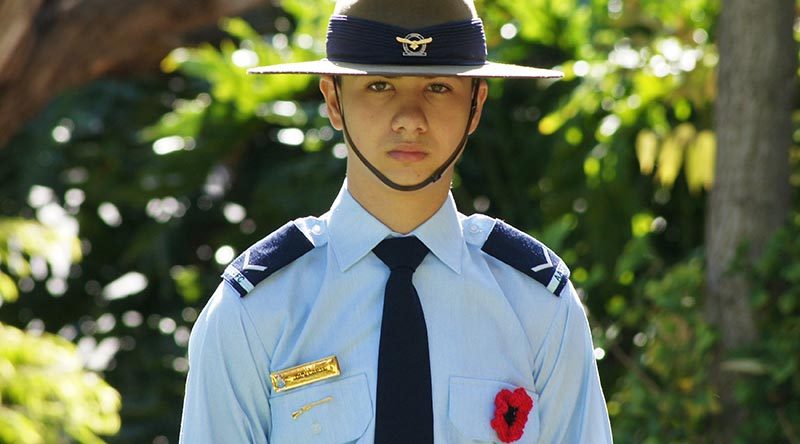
[179,283,272,444]
[532,281,613,444]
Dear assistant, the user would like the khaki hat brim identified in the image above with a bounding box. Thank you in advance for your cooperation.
[247,59,563,79]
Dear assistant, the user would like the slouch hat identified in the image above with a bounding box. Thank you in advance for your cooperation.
[248,0,563,79]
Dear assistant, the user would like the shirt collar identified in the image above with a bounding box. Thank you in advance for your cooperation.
[326,180,465,274]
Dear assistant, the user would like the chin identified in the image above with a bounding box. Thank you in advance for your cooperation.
[382,167,431,182]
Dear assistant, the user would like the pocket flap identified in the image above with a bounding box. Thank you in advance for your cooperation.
[270,373,372,444]
[448,376,540,443]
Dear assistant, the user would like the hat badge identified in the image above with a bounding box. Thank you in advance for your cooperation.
[395,33,433,57]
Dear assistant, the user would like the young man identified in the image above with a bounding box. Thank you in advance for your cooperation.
[179,0,613,442]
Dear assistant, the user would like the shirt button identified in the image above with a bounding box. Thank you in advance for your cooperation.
[469,224,481,233]
[311,224,323,235]
[311,422,322,434]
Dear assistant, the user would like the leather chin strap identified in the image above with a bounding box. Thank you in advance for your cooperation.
[333,76,480,192]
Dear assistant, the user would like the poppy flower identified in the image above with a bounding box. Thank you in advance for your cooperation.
[490,387,534,443]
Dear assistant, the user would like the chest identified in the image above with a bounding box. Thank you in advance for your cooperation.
[252,255,543,443]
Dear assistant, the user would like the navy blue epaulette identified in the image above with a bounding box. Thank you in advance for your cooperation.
[481,219,571,296]
[222,221,314,297]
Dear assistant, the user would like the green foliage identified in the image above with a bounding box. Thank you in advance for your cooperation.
[0,218,81,303]
[170,266,202,304]
[526,0,719,194]
[158,17,314,119]
[606,257,719,443]
[0,216,121,443]
[599,215,800,443]
[731,214,800,442]
[0,323,121,443]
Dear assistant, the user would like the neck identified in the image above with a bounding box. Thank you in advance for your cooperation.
[347,168,453,234]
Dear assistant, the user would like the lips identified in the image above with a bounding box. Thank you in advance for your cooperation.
[387,143,428,162]
[388,150,427,162]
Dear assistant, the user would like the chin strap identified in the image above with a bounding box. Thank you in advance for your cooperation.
[333,76,480,192]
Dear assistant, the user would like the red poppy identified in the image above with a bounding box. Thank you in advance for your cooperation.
[490,387,534,443]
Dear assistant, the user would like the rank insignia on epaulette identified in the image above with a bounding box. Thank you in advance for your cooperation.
[481,219,571,297]
[221,221,315,297]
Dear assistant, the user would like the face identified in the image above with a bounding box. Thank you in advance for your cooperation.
[320,75,488,188]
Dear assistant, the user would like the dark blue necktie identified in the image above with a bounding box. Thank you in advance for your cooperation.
[372,236,434,443]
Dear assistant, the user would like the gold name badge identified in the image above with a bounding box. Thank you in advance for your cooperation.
[270,356,341,392]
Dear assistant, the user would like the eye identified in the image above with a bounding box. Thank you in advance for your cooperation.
[367,81,393,92]
[427,83,452,93]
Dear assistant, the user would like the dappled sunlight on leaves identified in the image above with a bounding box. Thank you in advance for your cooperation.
[0,323,121,443]
[603,258,720,442]
[0,218,81,302]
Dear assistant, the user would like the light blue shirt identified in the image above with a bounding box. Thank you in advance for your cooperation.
[180,181,612,443]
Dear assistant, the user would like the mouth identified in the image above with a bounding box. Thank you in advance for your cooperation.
[387,143,428,163]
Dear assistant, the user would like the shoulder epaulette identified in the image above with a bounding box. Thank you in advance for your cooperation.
[222,221,314,297]
[481,219,570,296]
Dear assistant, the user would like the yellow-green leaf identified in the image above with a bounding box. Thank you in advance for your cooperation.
[538,113,564,135]
[656,136,684,187]
[631,213,655,238]
[0,272,18,303]
[673,123,697,146]
[636,130,659,175]
[693,130,716,191]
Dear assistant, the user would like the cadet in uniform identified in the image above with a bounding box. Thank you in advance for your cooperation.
[179,0,613,442]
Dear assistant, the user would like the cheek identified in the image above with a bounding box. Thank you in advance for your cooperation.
[432,102,472,130]
[349,101,385,119]
[340,105,385,145]
[346,103,393,133]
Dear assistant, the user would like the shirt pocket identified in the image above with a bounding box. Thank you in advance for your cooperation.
[448,376,540,444]
[269,373,373,444]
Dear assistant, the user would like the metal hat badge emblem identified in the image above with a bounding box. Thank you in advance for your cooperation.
[396,33,433,56]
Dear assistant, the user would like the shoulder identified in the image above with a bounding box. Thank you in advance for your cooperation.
[460,214,571,297]
[221,216,327,297]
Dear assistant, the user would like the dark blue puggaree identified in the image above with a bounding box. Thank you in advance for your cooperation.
[326,15,487,66]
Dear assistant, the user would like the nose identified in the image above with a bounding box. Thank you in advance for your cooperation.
[391,98,428,135]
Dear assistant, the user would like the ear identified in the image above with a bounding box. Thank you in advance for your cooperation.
[467,79,489,135]
[319,75,344,131]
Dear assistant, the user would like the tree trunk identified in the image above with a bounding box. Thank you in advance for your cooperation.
[707,0,795,441]
[0,0,269,149]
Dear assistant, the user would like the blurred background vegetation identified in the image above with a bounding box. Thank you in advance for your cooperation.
[1,0,798,442]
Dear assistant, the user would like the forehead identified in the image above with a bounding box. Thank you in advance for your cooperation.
[342,75,474,85]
